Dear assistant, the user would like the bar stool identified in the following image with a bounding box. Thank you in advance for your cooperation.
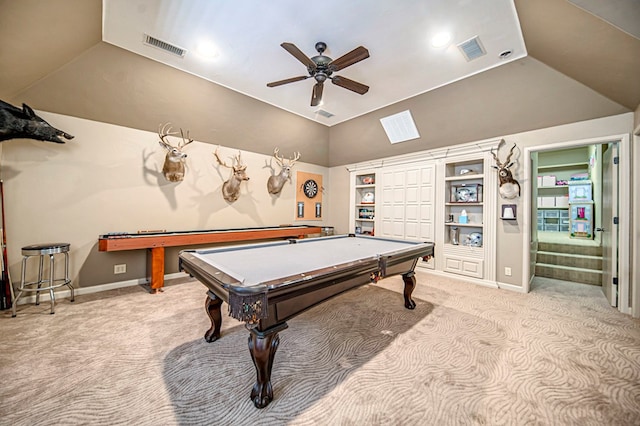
[12,243,74,317]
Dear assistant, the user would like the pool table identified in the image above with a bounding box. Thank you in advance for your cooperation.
[178,234,434,408]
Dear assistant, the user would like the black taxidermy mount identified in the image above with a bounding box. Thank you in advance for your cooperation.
[0,99,74,143]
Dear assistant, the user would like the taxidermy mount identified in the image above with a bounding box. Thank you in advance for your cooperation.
[214,146,250,202]
[157,123,193,182]
[267,147,301,195]
[0,100,74,143]
[490,139,521,199]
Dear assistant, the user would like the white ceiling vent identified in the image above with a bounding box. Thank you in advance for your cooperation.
[315,109,335,118]
[457,36,486,61]
[380,110,420,144]
[143,34,187,58]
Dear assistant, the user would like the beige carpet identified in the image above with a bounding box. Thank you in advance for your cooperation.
[1,271,639,425]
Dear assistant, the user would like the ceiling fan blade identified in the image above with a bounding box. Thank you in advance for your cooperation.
[311,82,324,106]
[281,42,317,71]
[267,75,310,87]
[328,46,369,72]
[331,75,369,95]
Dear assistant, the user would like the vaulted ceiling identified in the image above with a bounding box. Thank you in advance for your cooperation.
[1,0,638,166]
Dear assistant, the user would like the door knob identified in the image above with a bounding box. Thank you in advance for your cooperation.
[596,227,605,232]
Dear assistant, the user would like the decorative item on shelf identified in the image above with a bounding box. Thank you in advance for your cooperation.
[446,214,454,223]
[450,227,460,245]
[315,202,322,218]
[490,139,521,199]
[459,168,476,176]
[467,232,483,247]
[361,176,374,185]
[451,184,482,203]
[358,208,374,219]
[459,209,468,224]
[501,204,517,220]
[361,192,375,204]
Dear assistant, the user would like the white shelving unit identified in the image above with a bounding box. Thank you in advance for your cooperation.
[440,156,488,279]
[536,159,589,233]
[350,170,377,235]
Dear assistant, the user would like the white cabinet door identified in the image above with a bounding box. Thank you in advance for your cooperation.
[380,164,435,248]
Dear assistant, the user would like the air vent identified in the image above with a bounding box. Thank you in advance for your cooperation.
[315,109,334,118]
[457,36,486,61]
[143,34,187,58]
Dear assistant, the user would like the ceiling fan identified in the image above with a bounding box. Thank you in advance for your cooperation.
[267,41,370,107]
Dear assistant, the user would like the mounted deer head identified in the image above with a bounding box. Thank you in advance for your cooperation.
[214,146,250,202]
[267,147,301,195]
[158,123,193,182]
[490,139,521,199]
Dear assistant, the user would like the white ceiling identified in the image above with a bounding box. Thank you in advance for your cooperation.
[103,0,527,126]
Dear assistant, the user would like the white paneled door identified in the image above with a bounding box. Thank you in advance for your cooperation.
[381,164,435,244]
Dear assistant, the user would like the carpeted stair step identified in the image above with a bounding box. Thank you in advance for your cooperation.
[535,263,602,285]
[538,242,602,257]
[536,251,602,270]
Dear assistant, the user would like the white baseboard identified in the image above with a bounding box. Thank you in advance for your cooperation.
[423,269,499,289]
[496,281,528,293]
[12,272,191,305]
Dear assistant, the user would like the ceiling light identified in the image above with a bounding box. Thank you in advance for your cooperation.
[431,32,452,48]
[195,41,219,59]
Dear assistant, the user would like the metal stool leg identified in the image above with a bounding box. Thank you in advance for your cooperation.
[48,254,55,314]
[11,255,28,317]
[65,251,74,302]
[35,255,44,306]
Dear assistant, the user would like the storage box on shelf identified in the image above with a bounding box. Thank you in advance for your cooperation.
[442,158,485,279]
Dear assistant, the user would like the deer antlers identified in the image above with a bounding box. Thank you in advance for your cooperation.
[490,139,516,169]
[158,123,194,150]
[273,147,301,167]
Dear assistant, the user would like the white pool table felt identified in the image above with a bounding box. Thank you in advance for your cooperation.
[189,236,423,287]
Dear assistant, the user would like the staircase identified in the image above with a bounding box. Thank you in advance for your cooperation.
[535,242,603,285]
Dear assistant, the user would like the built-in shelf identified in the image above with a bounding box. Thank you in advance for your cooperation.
[445,174,484,182]
[444,222,483,227]
[538,162,589,170]
[445,202,483,206]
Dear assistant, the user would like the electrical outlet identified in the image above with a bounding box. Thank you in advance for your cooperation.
[114,264,127,274]
[504,267,512,276]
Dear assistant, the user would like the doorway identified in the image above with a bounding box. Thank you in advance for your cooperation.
[522,134,631,315]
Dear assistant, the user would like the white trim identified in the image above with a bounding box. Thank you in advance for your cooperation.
[522,134,632,316]
[496,281,528,293]
[346,138,501,171]
[426,268,499,289]
[13,272,189,305]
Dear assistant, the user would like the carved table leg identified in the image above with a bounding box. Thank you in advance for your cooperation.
[402,271,417,310]
[248,323,288,408]
[204,291,223,342]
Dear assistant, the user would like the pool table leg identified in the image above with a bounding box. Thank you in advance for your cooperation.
[248,323,288,409]
[204,292,223,342]
[402,271,417,310]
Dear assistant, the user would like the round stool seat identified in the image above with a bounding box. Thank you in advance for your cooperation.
[22,243,70,256]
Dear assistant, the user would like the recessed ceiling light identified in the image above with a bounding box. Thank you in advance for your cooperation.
[499,50,513,59]
[195,41,219,59]
[431,32,452,48]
